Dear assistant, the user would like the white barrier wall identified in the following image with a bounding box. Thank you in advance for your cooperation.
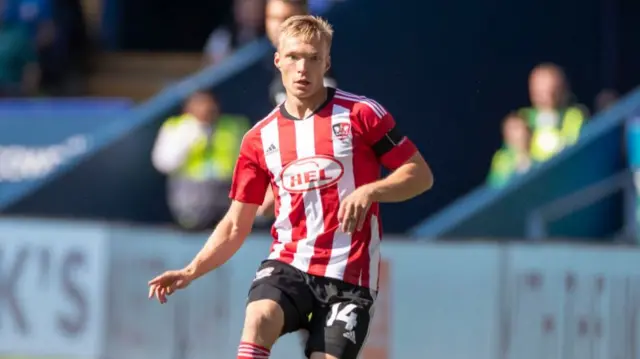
[0,220,108,358]
[0,218,639,359]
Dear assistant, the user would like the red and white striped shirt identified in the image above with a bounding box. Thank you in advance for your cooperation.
[229,88,417,290]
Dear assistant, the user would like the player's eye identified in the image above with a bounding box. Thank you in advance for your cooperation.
[287,55,298,60]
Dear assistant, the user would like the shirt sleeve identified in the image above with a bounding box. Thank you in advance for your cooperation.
[229,133,270,205]
[359,100,418,170]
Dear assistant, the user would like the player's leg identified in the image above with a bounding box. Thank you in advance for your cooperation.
[305,302,374,359]
[239,260,313,359]
[305,281,375,359]
[238,299,285,358]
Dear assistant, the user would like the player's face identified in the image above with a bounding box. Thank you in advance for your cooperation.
[275,35,330,99]
[266,1,306,46]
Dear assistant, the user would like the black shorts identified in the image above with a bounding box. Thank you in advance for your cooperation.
[247,259,376,359]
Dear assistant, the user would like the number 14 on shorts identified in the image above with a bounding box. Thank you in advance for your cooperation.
[327,303,358,330]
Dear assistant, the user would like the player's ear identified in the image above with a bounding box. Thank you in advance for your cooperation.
[325,56,331,72]
[274,52,281,69]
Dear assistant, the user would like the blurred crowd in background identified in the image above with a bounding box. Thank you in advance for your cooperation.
[0,0,340,97]
[486,63,622,189]
[0,0,88,96]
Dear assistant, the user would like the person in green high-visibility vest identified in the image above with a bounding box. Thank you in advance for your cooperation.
[518,63,588,163]
[487,112,537,188]
[152,91,250,231]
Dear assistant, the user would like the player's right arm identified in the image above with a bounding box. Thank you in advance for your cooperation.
[183,200,260,280]
[256,187,275,218]
[148,131,270,303]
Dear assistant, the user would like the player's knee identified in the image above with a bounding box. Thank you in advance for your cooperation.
[242,299,285,347]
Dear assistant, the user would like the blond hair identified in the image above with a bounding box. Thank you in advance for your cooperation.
[278,15,334,49]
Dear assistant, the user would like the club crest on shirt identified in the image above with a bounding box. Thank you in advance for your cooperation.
[332,122,352,141]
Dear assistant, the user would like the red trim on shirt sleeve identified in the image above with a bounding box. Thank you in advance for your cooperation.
[229,133,270,205]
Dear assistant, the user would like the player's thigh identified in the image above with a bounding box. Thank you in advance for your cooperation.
[242,298,286,347]
[305,300,374,359]
[244,260,312,346]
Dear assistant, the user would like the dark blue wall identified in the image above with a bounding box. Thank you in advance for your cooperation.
[6,0,623,232]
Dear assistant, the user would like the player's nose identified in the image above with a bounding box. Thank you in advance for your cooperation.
[296,59,309,72]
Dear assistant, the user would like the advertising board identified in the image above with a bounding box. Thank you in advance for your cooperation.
[0,218,639,359]
[0,99,132,208]
[0,219,108,358]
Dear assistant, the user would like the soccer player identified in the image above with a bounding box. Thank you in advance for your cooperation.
[148,15,433,359]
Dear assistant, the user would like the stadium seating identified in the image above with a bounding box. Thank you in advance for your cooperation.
[87,53,203,101]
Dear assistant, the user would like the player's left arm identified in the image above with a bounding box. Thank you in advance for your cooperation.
[361,103,433,201]
[338,102,433,233]
[366,151,433,202]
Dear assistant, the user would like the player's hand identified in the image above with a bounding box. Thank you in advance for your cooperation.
[338,185,374,234]
[148,269,193,304]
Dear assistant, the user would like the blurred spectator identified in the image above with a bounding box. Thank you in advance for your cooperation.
[518,63,588,163]
[487,112,535,188]
[1,0,85,95]
[0,19,40,96]
[46,0,89,94]
[265,0,305,47]
[2,0,55,48]
[152,91,250,231]
[204,0,265,64]
[594,88,619,113]
[2,0,56,91]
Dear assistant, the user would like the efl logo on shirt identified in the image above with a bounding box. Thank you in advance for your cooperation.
[280,155,344,193]
[332,123,352,141]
